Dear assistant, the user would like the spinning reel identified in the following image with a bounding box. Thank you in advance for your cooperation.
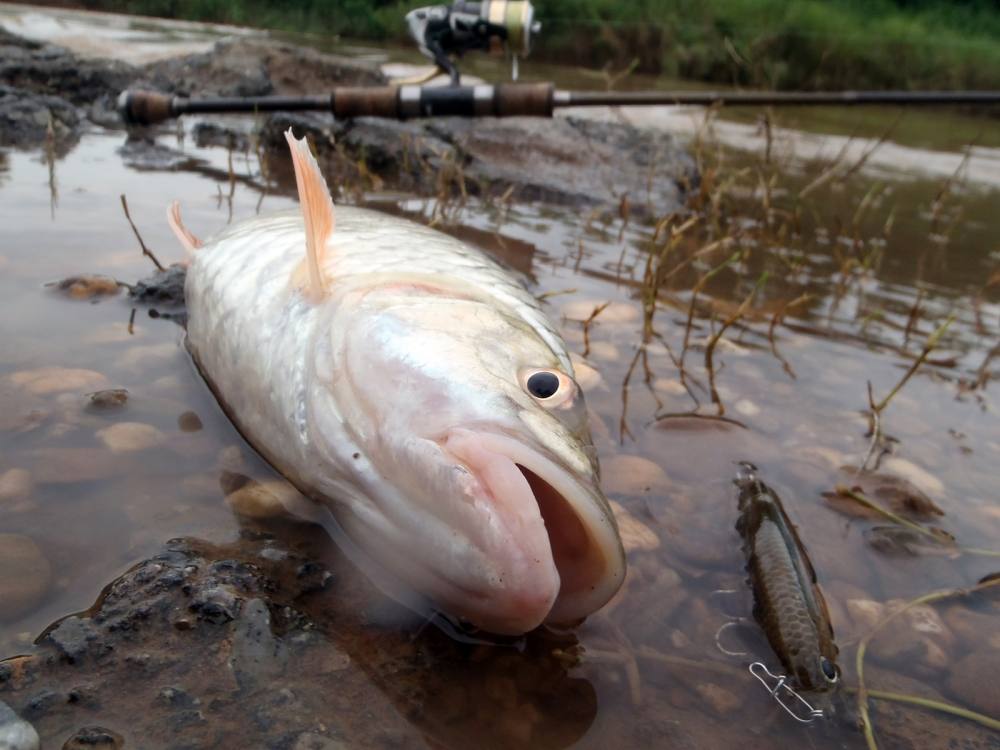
[405,0,540,85]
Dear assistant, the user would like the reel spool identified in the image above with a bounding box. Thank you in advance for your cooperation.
[406,1,540,84]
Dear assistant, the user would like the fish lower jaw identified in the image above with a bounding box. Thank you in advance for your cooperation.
[453,577,561,636]
[438,427,625,634]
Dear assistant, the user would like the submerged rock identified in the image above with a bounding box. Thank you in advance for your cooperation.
[609,501,661,552]
[224,480,300,520]
[601,454,672,496]
[86,389,129,412]
[0,534,51,623]
[864,602,956,677]
[47,275,122,300]
[8,367,108,397]
[128,264,187,310]
[176,411,203,432]
[0,469,33,504]
[290,733,347,750]
[95,422,167,453]
[693,682,740,717]
[946,650,1000,717]
[61,726,124,750]
[0,699,39,750]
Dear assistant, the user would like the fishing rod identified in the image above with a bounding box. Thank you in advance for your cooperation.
[118,0,1000,126]
[119,85,1000,126]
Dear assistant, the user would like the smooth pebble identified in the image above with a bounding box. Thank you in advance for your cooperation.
[694,682,741,716]
[587,341,619,361]
[0,700,39,750]
[0,534,52,623]
[610,501,660,552]
[0,469,33,503]
[881,457,945,497]
[9,367,108,396]
[177,411,204,432]
[569,355,602,391]
[601,454,671,496]
[96,422,167,453]
[225,480,300,520]
[946,650,1000,717]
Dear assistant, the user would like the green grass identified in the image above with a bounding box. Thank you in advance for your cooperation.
[74,0,1000,90]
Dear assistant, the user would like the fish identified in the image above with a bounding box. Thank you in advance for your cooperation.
[734,462,839,691]
[167,130,626,635]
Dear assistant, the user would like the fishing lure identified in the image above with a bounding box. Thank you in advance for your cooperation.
[735,462,840,693]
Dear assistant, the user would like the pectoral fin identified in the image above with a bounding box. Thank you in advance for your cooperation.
[285,129,335,301]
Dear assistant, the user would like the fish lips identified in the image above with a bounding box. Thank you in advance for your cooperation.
[438,427,626,634]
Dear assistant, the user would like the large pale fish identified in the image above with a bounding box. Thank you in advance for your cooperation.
[168,130,626,634]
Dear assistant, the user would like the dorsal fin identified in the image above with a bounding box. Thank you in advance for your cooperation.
[284,129,335,301]
[166,200,202,255]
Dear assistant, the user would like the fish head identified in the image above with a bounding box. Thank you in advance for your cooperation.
[317,282,626,635]
[793,648,841,693]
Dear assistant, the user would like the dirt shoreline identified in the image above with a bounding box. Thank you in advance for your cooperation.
[0,27,694,218]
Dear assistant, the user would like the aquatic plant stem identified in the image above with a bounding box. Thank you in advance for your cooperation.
[704,271,768,414]
[679,250,742,388]
[768,293,812,379]
[846,688,1000,732]
[874,314,956,413]
[855,578,1000,750]
[581,302,610,359]
[861,313,955,471]
[120,194,165,271]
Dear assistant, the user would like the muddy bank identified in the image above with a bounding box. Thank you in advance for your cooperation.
[0,29,694,215]
[0,532,601,749]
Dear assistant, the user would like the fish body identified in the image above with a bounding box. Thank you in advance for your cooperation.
[734,462,839,691]
[176,132,626,635]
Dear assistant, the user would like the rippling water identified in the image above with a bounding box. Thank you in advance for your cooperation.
[1,6,999,750]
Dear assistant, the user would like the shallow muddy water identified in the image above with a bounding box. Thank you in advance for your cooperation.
[2,6,1000,750]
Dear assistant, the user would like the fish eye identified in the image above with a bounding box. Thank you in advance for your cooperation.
[520,368,575,409]
[527,371,560,399]
[820,657,838,682]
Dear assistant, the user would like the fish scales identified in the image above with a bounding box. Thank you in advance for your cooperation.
[174,132,626,635]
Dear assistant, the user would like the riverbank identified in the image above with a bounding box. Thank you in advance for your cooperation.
[50,0,1000,90]
[0,23,695,218]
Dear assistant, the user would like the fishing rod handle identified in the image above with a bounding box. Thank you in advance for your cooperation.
[118,83,555,125]
[118,90,175,125]
[344,82,555,118]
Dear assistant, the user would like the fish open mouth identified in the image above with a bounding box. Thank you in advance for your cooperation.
[441,428,625,632]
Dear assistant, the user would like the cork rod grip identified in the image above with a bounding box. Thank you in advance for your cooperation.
[494,83,554,117]
[118,90,176,126]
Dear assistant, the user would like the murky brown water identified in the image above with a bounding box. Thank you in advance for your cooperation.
[2,6,1000,750]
